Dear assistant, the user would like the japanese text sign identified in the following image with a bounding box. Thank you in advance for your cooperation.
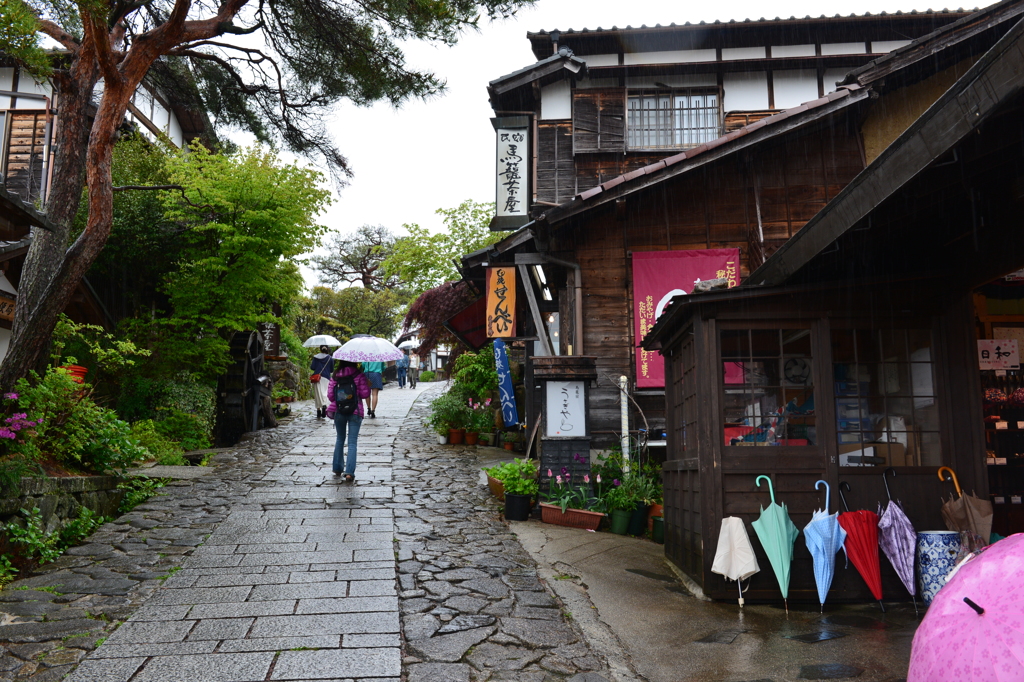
[493,340,519,427]
[979,339,1020,370]
[545,380,586,437]
[486,267,517,338]
[0,295,14,322]
[495,127,528,220]
[632,249,740,388]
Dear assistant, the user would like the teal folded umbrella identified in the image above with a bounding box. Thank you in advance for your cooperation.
[751,475,800,613]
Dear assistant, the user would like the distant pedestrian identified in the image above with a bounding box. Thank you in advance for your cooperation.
[310,346,334,419]
[408,350,420,388]
[361,361,384,418]
[326,360,371,482]
[396,351,410,388]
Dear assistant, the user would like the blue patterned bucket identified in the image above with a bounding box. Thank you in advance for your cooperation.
[916,531,961,605]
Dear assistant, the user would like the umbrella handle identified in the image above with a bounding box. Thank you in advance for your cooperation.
[815,479,830,512]
[883,467,895,502]
[937,466,962,498]
[838,481,851,512]
[755,475,775,505]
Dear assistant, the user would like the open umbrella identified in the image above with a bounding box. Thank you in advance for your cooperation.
[878,467,919,615]
[332,336,404,363]
[907,534,1023,682]
[398,340,418,350]
[302,334,343,348]
[803,480,847,612]
[711,516,760,607]
[938,466,993,549]
[750,475,800,613]
[836,481,884,611]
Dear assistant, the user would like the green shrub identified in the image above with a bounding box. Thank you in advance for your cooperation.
[419,370,436,382]
[486,458,538,497]
[131,420,187,465]
[154,409,211,451]
[427,392,472,435]
[116,373,216,437]
[117,476,167,514]
[5,506,108,566]
[449,347,497,402]
[58,507,106,548]
[0,555,17,588]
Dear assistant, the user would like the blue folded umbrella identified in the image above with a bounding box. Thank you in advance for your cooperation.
[803,480,847,611]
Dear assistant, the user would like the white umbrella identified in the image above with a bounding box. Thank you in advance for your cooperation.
[302,334,343,348]
[333,336,404,362]
[711,516,760,607]
[398,340,418,349]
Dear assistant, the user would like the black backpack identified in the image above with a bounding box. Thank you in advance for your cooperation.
[334,375,358,415]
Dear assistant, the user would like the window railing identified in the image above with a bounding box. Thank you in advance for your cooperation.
[627,90,722,151]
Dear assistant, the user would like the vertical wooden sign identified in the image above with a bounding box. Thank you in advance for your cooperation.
[486,266,516,338]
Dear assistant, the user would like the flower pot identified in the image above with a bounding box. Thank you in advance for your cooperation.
[448,428,465,445]
[609,509,631,535]
[478,433,494,446]
[487,475,505,501]
[628,504,650,536]
[651,516,664,544]
[504,493,533,521]
[465,432,479,446]
[647,503,664,533]
[503,441,515,451]
[437,435,448,445]
[539,503,605,531]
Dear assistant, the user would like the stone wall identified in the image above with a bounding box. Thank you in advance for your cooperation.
[267,359,305,399]
[0,476,124,554]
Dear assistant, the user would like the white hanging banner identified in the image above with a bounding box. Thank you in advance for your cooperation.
[490,117,530,230]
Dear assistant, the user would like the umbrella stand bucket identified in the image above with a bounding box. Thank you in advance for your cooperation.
[916,531,961,606]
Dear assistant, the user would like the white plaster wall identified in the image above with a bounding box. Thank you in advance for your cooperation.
[773,69,820,109]
[0,68,13,109]
[135,88,154,118]
[723,72,769,111]
[623,49,716,65]
[823,67,852,93]
[872,40,911,53]
[772,44,815,58]
[627,74,717,89]
[583,54,619,67]
[167,114,183,147]
[541,81,572,120]
[821,42,866,55]
[722,46,766,60]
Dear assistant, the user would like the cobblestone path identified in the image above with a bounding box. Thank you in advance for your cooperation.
[0,385,613,682]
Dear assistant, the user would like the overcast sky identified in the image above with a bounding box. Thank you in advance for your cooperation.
[297,0,988,285]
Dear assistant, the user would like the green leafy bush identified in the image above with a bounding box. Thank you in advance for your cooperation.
[12,369,148,473]
[427,392,472,435]
[131,420,187,465]
[117,477,167,514]
[486,458,538,496]
[116,373,216,439]
[0,555,18,588]
[5,507,62,563]
[449,347,498,402]
[153,409,211,451]
[419,370,436,382]
[58,507,107,548]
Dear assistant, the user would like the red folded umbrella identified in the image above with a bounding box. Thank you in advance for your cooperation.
[837,482,884,607]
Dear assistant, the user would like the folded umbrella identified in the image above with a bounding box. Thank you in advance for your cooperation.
[908,534,1023,682]
[877,468,918,615]
[938,466,993,549]
[836,481,884,610]
[711,516,760,607]
[803,480,847,612]
[751,475,800,613]
[332,336,404,363]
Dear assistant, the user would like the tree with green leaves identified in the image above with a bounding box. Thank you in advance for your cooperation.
[293,285,409,343]
[0,0,533,392]
[382,200,503,295]
[312,225,402,291]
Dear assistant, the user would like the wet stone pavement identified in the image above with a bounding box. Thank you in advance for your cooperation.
[0,384,614,682]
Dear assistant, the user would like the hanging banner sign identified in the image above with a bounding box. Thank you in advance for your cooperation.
[632,249,740,388]
[493,339,520,427]
[485,266,516,338]
[490,116,530,231]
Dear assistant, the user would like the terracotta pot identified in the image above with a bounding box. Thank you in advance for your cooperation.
[60,365,88,384]
[503,441,515,451]
[647,503,664,533]
[487,475,505,501]
[539,503,604,531]
[465,432,479,446]
[448,428,465,445]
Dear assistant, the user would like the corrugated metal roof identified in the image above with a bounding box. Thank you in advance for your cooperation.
[527,8,978,37]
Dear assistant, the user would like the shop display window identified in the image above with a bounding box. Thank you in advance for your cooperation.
[721,327,815,447]
[831,328,941,467]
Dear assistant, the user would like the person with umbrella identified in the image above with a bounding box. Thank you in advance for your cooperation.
[362,360,384,417]
[332,336,404,420]
[310,346,335,420]
[325,359,371,482]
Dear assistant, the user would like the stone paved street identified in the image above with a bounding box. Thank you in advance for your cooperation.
[0,384,615,682]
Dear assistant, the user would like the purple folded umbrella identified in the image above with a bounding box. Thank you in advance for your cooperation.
[877,469,918,614]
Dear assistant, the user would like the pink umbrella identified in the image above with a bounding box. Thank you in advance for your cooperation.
[907,534,1024,682]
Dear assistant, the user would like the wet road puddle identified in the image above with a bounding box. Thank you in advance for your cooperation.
[784,631,847,643]
[694,629,746,644]
[625,568,677,583]
[796,663,865,679]
[819,614,891,630]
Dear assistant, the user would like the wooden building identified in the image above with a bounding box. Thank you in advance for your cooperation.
[463,2,1020,449]
[641,9,1024,602]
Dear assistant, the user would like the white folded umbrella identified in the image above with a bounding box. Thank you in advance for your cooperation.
[711,516,761,606]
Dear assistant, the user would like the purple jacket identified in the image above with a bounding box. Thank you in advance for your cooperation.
[325,366,371,418]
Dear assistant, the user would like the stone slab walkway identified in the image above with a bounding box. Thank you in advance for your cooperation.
[2,383,614,682]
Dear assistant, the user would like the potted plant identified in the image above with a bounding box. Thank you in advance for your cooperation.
[428,393,472,444]
[501,430,520,451]
[539,469,606,531]
[485,458,537,502]
[500,458,539,521]
[467,399,494,447]
[601,478,637,535]
[272,385,295,403]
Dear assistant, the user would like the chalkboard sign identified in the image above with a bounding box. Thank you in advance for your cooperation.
[545,380,586,437]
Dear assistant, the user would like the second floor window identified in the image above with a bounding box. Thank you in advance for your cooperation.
[627,90,721,151]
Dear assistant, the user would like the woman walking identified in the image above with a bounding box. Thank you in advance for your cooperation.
[310,345,334,419]
[361,361,384,417]
[326,360,371,482]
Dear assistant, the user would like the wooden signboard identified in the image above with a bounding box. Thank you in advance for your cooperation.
[0,295,15,322]
[485,267,516,338]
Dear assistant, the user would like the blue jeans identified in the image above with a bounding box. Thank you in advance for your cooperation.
[396,368,407,387]
[333,413,363,475]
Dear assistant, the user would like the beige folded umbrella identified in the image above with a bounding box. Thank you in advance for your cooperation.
[938,467,992,548]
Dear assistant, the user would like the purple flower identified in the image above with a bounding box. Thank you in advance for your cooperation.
[573,453,583,463]
[3,393,18,400]
[560,466,568,476]
[613,479,620,487]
